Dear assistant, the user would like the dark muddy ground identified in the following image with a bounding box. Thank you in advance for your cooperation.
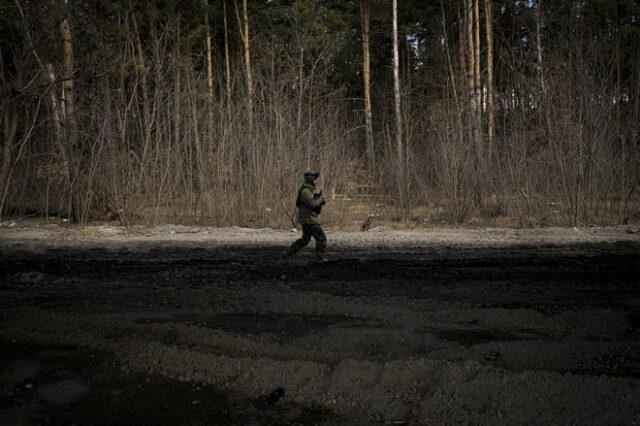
[1,232,640,424]
[0,343,334,426]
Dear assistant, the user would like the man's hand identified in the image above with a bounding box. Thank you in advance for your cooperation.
[314,190,325,205]
[314,189,325,205]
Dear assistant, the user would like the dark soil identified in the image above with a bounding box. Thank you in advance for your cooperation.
[1,240,639,424]
[0,343,335,425]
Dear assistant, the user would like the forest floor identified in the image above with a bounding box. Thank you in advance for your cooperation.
[1,221,639,425]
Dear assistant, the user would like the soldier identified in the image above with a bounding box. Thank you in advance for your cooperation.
[283,170,328,262]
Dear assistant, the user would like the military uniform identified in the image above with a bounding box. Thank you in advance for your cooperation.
[285,171,327,261]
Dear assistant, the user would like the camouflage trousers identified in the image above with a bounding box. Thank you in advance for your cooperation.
[287,224,327,258]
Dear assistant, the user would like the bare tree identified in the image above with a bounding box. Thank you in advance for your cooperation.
[60,17,82,223]
[223,0,232,111]
[174,16,182,147]
[204,0,215,142]
[473,0,481,124]
[392,0,404,201]
[465,0,480,158]
[0,104,18,219]
[235,0,253,129]
[0,41,16,218]
[361,1,375,175]
[484,0,494,164]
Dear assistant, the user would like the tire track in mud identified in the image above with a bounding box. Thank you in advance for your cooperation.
[1,241,639,423]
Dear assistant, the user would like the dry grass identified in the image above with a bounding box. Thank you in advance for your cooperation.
[94,195,639,230]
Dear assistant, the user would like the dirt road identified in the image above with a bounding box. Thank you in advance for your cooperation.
[1,224,639,424]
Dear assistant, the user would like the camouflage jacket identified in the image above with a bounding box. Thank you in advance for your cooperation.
[296,182,325,225]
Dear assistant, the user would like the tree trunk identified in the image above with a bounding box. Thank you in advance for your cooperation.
[204,0,215,143]
[392,0,404,201]
[473,0,481,119]
[45,62,69,218]
[60,17,82,223]
[473,0,482,163]
[466,0,476,117]
[535,0,547,98]
[174,17,182,146]
[131,12,150,126]
[465,1,481,146]
[131,10,152,191]
[635,42,640,123]
[535,0,553,148]
[235,0,253,130]
[443,3,465,148]
[484,0,494,164]
[466,0,483,206]
[0,108,18,219]
[457,3,467,123]
[361,2,375,175]
[296,48,304,132]
[0,42,13,218]
[45,64,63,144]
[614,6,624,200]
[223,0,232,114]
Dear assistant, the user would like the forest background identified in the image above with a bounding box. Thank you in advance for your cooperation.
[1,0,639,228]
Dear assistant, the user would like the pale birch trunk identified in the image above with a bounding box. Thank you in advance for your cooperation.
[392,0,404,200]
[458,3,467,122]
[535,0,547,97]
[473,0,481,114]
[235,0,253,130]
[473,0,482,162]
[204,0,215,142]
[223,0,232,113]
[484,0,494,164]
[466,0,476,116]
[174,18,182,147]
[361,2,375,174]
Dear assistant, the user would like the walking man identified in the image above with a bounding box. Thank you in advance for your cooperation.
[284,170,328,262]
